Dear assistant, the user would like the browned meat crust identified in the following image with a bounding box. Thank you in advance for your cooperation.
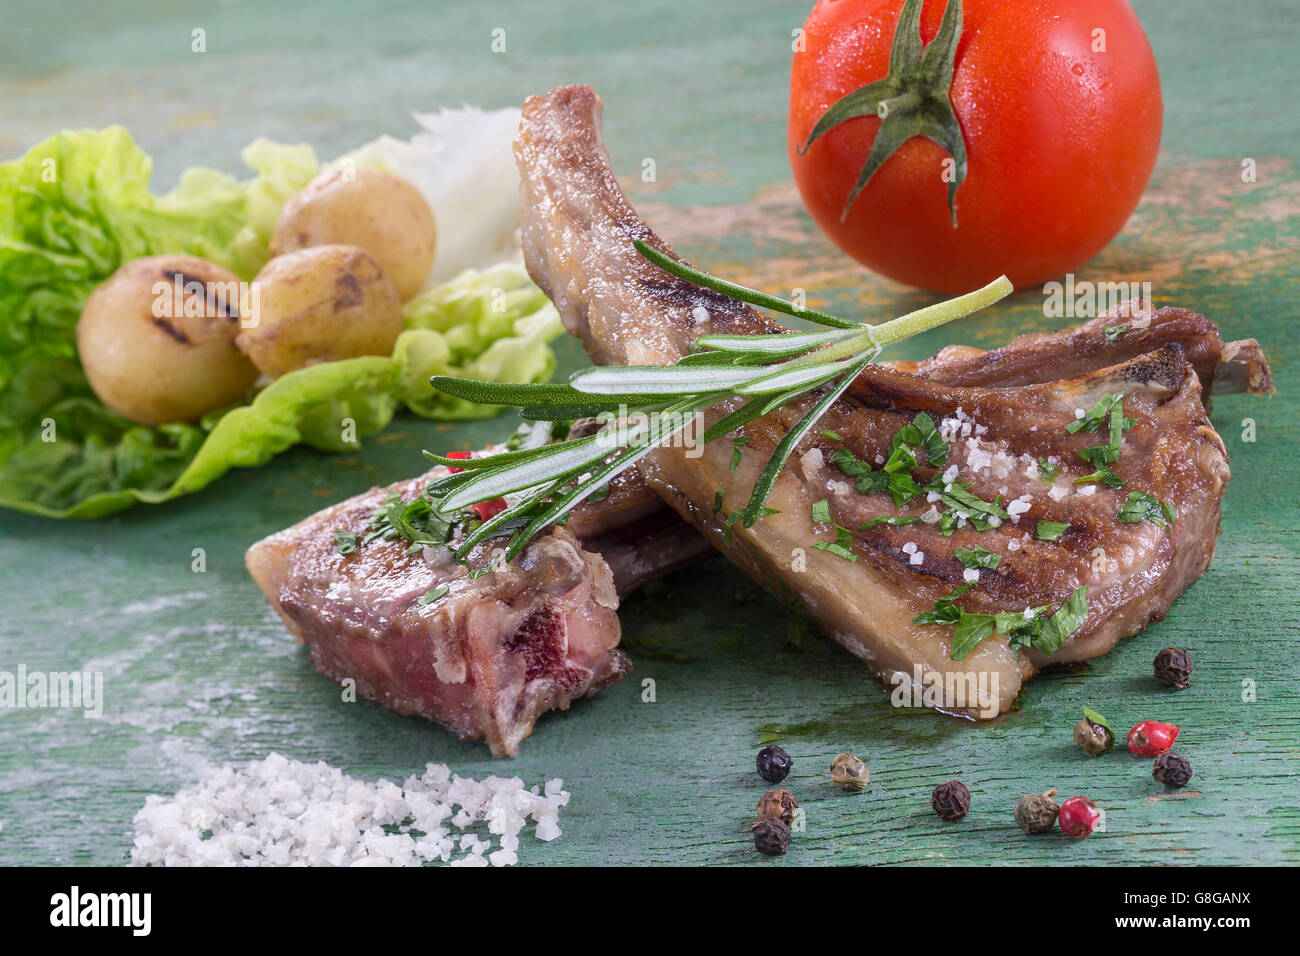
[892,298,1274,398]
[515,84,1262,717]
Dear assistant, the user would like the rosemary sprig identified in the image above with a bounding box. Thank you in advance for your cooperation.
[634,240,858,329]
[423,248,1012,564]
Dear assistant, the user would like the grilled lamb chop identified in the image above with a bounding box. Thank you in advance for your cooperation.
[892,297,1273,399]
[246,466,629,757]
[514,84,1271,718]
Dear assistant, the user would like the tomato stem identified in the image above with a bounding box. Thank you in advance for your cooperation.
[800,0,968,226]
[877,90,922,120]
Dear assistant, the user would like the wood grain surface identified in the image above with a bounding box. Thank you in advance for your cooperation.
[0,0,1295,865]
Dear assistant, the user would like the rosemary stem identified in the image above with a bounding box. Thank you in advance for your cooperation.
[777,275,1012,371]
[870,275,1013,348]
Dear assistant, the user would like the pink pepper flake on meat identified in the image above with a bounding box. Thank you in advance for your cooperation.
[444,451,507,521]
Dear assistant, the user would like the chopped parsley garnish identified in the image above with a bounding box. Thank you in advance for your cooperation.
[1075,463,1124,487]
[722,510,743,547]
[712,488,726,519]
[913,585,1089,661]
[808,499,856,561]
[825,414,1006,536]
[1071,394,1135,486]
[912,584,975,628]
[368,494,458,553]
[1076,443,1118,468]
[828,412,948,508]
[829,448,869,476]
[955,546,1001,570]
[858,514,920,530]
[882,440,918,476]
[1035,520,1069,542]
[885,472,924,508]
[1081,706,1113,734]
[729,436,748,474]
[854,470,890,495]
[925,477,1010,535]
[335,493,462,556]
[893,411,948,466]
[1104,325,1127,343]
[1037,457,1060,483]
[812,523,858,562]
[417,585,450,605]
[1067,393,1126,435]
[1116,491,1177,527]
[722,504,778,547]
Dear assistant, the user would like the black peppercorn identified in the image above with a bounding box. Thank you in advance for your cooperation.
[1152,751,1193,788]
[931,780,971,821]
[755,789,798,826]
[756,744,792,783]
[1154,647,1193,689]
[1013,788,1059,834]
[752,818,791,855]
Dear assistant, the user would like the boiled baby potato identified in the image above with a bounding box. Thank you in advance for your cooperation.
[236,244,402,378]
[270,168,437,301]
[76,255,258,426]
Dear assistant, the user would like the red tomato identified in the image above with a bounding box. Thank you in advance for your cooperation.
[442,451,506,520]
[444,450,473,474]
[470,498,508,522]
[788,0,1162,294]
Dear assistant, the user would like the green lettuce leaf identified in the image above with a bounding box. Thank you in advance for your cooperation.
[0,129,560,519]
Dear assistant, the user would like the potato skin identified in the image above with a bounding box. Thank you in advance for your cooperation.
[270,168,437,301]
[76,255,258,426]
[236,244,403,378]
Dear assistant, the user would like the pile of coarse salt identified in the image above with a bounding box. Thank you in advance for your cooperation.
[130,753,568,867]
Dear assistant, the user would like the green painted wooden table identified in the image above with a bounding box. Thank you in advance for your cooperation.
[1,0,1296,866]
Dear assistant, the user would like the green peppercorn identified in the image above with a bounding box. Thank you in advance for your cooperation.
[931,780,970,821]
[1152,751,1193,788]
[752,818,791,855]
[756,789,798,826]
[1154,647,1193,689]
[830,752,869,791]
[1013,788,1059,834]
[1074,717,1114,756]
